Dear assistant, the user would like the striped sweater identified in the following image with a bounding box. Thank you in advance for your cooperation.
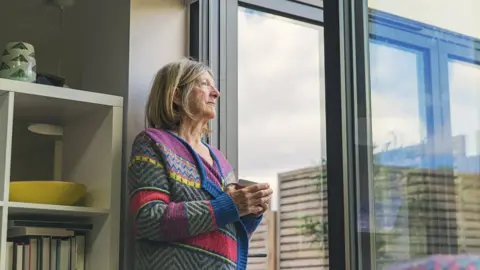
[128,128,262,270]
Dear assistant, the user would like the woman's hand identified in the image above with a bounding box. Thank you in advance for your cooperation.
[227,183,273,217]
[253,202,270,217]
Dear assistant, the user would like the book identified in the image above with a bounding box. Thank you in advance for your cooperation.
[5,226,87,270]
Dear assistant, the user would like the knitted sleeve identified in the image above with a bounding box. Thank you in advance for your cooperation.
[241,215,263,239]
[128,133,240,242]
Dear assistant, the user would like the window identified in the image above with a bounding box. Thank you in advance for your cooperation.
[237,7,327,269]
[359,4,480,270]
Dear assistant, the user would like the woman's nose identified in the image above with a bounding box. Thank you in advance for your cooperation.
[212,87,220,98]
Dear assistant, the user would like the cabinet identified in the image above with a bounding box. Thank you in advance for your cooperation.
[0,79,123,270]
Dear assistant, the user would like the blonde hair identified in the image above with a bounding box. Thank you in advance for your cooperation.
[145,58,213,132]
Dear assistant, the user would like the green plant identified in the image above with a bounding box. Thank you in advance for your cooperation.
[298,215,328,245]
[297,159,328,248]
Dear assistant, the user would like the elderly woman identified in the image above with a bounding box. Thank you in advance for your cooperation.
[128,59,273,270]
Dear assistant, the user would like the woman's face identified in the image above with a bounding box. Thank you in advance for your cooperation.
[188,71,220,120]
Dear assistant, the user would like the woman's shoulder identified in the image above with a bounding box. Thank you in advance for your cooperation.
[133,128,174,144]
[144,128,170,142]
[132,128,179,150]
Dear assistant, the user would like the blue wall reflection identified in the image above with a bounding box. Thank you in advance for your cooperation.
[361,9,480,233]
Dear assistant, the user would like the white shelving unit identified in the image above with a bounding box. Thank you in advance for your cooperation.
[0,78,123,270]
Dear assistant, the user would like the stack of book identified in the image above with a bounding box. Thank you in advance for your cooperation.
[4,219,92,270]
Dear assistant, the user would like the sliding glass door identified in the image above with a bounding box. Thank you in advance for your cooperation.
[350,1,480,269]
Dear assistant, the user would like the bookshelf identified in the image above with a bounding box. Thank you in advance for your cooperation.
[0,78,123,270]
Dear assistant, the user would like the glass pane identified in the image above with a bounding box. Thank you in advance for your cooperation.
[238,7,327,270]
[370,42,426,235]
[361,1,480,269]
[449,60,480,159]
[370,42,426,152]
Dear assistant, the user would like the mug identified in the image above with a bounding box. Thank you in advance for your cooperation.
[0,42,36,82]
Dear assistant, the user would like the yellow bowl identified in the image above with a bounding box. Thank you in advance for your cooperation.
[9,181,87,206]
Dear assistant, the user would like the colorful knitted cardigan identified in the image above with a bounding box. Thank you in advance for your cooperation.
[128,128,262,270]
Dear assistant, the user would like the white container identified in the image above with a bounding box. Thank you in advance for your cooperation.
[0,42,36,82]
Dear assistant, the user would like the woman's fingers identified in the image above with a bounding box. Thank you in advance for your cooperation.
[249,205,263,213]
[244,184,270,193]
[253,194,272,205]
[251,202,270,216]
[230,183,274,216]
[259,202,269,212]
[249,188,273,199]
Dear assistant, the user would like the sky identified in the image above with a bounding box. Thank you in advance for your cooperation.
[369,42,424,150]
[236,4,480,210]
[449,60,480,156]
[237,8,324,210]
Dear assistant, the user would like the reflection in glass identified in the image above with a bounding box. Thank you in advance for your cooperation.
[370,42,425,154]
[362,4,480,270]
[369,42,425,245]
[449,60,480,159]
[238,7,327,269]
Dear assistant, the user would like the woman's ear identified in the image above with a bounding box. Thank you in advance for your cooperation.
[173,88,182,105]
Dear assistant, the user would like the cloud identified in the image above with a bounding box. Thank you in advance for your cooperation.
[369,42,425,148]
[237,6,480,209]
[238,8,324,210]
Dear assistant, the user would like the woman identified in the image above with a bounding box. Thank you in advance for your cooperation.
[128,59,273,270]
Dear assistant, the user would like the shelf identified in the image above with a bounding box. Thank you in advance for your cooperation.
[6,202,109,217]
[0,78,123,107]
[0,79,123,125]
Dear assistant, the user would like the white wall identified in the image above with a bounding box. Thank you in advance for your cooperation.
[0,1,66,83]
[369,0,480,38]
[0,0,130,97]
[123,1,187,269]
[127,0,188,147]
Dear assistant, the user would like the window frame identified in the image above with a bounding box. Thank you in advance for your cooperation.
[190,0,480,269]
[188,0,220,146]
